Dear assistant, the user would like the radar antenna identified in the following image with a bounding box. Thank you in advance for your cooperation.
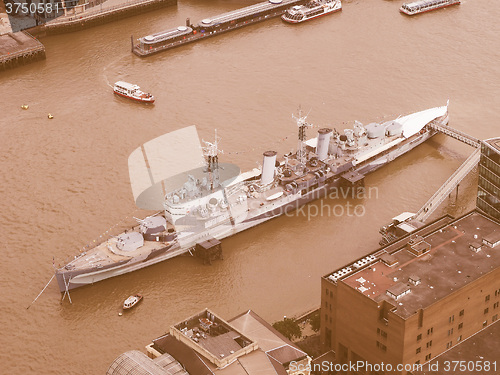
[292,107,312,166]
[202,129,223,190]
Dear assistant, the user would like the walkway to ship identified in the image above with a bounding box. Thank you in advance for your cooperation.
[413,121,481,222]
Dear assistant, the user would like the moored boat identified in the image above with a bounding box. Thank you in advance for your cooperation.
[113,81,155,103]
[123,294,143,310]
[400,0,460,16]
[281,0,342,23]
[55,103,450,292]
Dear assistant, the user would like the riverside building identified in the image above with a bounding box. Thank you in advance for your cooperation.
[477,137,500,221]
[108,309,311,375]
[320,210,500,375]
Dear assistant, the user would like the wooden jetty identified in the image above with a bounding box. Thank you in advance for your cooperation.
[0,31,45,71]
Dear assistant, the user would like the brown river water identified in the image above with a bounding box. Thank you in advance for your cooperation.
[0,0,499,373]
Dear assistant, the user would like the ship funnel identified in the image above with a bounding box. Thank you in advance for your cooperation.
[317,128,333,161]
[261,151,277,185]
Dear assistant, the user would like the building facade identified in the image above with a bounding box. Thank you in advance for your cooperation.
[320,210,500,375]
[108,309,312,375]
[477,137,500,221]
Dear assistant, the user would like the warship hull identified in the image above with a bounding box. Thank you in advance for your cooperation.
[55,123,440,292]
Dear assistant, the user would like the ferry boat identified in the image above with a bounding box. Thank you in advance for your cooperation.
[113,81,155,103]
[123,294,143,310]
[282,0,342,23]
[400,0,460,16]
[55,103,450,292]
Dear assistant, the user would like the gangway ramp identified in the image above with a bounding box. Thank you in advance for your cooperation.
[414,148,481,222]
[428,121,481,148]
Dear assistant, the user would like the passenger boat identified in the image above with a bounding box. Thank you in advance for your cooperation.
[113,81,155,103]
[400,0,460,16]
[281,0,342,23]
[123,294,143,310]
[55,103,451,292]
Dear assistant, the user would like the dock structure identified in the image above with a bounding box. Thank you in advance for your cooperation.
[414,147,480,222]
[133,0,305,57]
[194,237,223,265]
[27,0,177,37]
[428,120,480,148]
[380,122,483,244]
[0,31,45,71]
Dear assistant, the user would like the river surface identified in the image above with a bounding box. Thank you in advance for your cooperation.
[1,0,499,373]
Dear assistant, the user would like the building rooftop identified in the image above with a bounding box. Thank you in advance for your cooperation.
[484,137,500,153]
[324,210,500,319]
[169,309,258,368]
[149,310,308,375]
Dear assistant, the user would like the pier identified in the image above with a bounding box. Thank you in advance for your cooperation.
[0,31,45,71]
[413,121,482,221]
[380,122,482,244]
[133,0,305,57]
[28,0,177,37]
[414,148,480,222]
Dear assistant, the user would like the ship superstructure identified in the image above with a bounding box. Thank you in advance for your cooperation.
[55,104,449,292]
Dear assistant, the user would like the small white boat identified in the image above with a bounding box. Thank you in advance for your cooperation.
[281,0,342,24]
[123,294,143,310]
[400,0,460,16]
[113,81,155,103]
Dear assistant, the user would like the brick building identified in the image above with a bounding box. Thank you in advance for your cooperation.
[477,137,500,221]
[320,210,500,375]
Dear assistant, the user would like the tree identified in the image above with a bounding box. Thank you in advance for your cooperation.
[309,311,320,332]
[272,317,302,340]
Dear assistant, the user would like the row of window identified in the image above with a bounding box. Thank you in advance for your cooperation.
[482,144,500,165]
[479,163,500,190]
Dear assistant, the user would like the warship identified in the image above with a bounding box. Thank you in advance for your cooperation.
[55,103,449,292]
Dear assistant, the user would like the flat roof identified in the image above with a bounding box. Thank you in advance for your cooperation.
[324,210,500,318]
[484,137,500,153]
[151,310,306,375]
[198,0,301,27]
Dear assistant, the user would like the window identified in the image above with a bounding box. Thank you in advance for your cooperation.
[493,314,498,322]
[483,320,488,327]
[449,315,455,323]
[494,302,499,309]
[325,289,329,296]
[495,289,500,297]
[486,295,490,302]
[425,354,432,361]
[448,328,453,336]
[376,341,387,352]
[427,327,433,335]
[458,322,463,330]
[417,333,422,341]
[426,340,432,348]
[484,308,489,315]
[446,341,453,349]
[325,301,328,308]
[377,328,388,338]
[457,335,462,342]
[459,309,465,317]
[416,347,421,354]
[415,360,420,365]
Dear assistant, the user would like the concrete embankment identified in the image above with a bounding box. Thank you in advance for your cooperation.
[28,0,177,37]
[0,31,45,71]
